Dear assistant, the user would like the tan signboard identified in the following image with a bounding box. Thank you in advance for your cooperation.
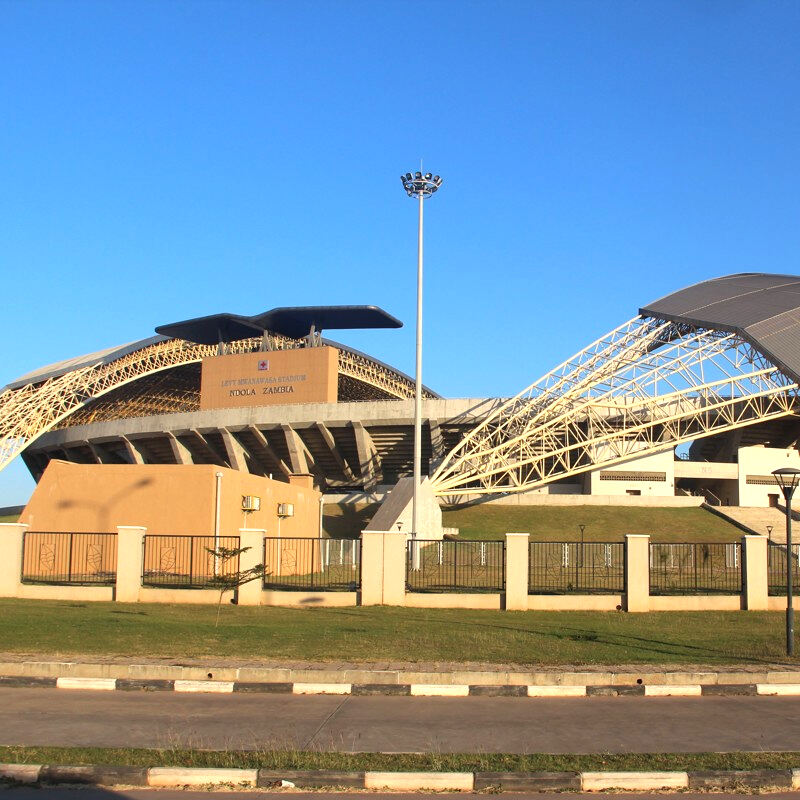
[200,347,338,410]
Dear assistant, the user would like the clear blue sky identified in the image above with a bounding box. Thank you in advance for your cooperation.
[2,0,799,505]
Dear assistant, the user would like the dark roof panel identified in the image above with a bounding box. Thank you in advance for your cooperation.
[251,305,403,339]
[641,273,800,383]
[155,314,265,345]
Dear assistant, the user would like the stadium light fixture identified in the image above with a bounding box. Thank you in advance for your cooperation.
[772,467,800,656]
[400,169,443,548]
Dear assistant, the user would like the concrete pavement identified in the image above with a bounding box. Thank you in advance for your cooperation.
[2,688,800,753]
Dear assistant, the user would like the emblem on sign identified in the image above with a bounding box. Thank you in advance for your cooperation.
[258,360,269,371]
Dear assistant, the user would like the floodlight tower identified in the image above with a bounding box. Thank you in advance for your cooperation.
[400,170,443,544]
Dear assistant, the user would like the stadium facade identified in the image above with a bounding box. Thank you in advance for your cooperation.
[3,276,800,510]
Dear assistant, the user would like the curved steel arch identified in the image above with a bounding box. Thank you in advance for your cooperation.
[431,316,799,498]
[0,336,422,473]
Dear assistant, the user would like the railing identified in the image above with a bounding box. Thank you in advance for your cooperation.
[142,535,240,588]
[528,541,624,594]
[262,537,360,592]
[649,542,742,595]
[406,539,505,593]
[768,542,800,596]
[21,532,117,585]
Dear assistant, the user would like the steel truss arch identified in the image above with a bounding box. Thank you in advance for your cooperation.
[431,316,799,497]
[0,336,424,473]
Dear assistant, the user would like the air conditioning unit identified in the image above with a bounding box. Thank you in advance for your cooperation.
[277,502,294,517]
[241,495,261,511]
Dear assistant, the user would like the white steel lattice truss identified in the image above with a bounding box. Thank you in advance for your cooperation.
[0,336,419,473]
[431,316,800,497]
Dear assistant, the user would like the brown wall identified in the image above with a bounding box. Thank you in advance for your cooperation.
[20,461,321,537]
[200,347,338,411]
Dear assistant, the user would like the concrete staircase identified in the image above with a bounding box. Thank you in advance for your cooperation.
[707,505,789,541]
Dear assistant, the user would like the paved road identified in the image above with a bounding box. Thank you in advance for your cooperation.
[2,688,800,753]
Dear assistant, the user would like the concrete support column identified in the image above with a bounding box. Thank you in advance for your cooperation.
[116,526,146,603]
[360,531,407,605]
[238,528,266,606]
[504,533,530,611]
[742,534,769,610]
[624,534,650,612]
[0,523,28,598]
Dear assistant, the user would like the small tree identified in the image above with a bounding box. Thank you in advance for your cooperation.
[205,545,268,627]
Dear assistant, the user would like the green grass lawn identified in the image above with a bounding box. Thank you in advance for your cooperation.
[442,505,744,542]
[2,745,800,773]
[0,514,19,524]
[0,599,795,665]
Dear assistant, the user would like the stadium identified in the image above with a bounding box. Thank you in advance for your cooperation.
[2,273,800,522]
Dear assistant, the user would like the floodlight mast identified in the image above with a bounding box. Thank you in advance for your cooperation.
[400,171,442,549]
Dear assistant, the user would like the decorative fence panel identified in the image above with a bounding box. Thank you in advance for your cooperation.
[21,532,117,585]
[262,537,360,591]
[142,535,240,588]
[649,542,742,595]
[528,541,624,594]
[768,542,800,596]
[406,539,505,593]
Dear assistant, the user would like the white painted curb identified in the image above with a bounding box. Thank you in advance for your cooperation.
[173,680,234,693]
[56,677,117,691]
[0,764,43,783]
[410,684,470,697]
[757,683,800,696]
[292,683,352,695]
[644,684,702,697]
[147,768,257,787]
[527,685,586,697]
[364,771,474,790]
[581,771,688,790]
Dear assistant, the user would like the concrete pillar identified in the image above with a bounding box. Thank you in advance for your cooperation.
[360,531,407,605]
[742,534,769,610]
[0,523,28,598]
[116,526,146,603]
[504,533,530,611]
[238,528,266,606]
[360,531,385,605]
[624,534,650,612]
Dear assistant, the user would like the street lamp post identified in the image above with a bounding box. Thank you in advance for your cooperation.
[767,525,773,542]
[772,467,800,657]
[400,171,443,551]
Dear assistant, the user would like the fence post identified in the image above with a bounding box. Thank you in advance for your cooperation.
[0,523,28,598]
[360,531,406,605]
[237,529,266,606]
[742,534,768,611]
[116,526,146,603]
[504,533,529,611]
[624,534,650,612]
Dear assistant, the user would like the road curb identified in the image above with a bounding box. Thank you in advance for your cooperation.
[2,674,798,697]
[3,764,800,791]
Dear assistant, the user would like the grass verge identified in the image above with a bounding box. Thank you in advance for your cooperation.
[0,599,796,664]
[1,746,799,772]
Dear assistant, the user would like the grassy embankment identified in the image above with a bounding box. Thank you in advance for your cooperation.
[1,745,800,773]
[0,599,793,664]
[324,503,744,542]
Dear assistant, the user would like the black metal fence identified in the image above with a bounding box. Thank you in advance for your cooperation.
[649,542,742,595]
[21,532,117,585]
[142,535,240,588]
[528,541,624,594]
[768,542,800,596]
[263,537,360,591]
[406,539,505,593]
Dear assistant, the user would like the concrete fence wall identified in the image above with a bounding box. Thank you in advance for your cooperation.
[0,523,791,612]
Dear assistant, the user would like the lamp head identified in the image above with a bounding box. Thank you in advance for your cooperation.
[772,467,800,500]
[400,170,444,198]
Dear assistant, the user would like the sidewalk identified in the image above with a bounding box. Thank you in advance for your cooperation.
[1,653,799,686]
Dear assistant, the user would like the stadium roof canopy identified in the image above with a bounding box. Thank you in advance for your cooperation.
[251,305,403,339]
[640,273,800,383]
[155,313,265,345]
